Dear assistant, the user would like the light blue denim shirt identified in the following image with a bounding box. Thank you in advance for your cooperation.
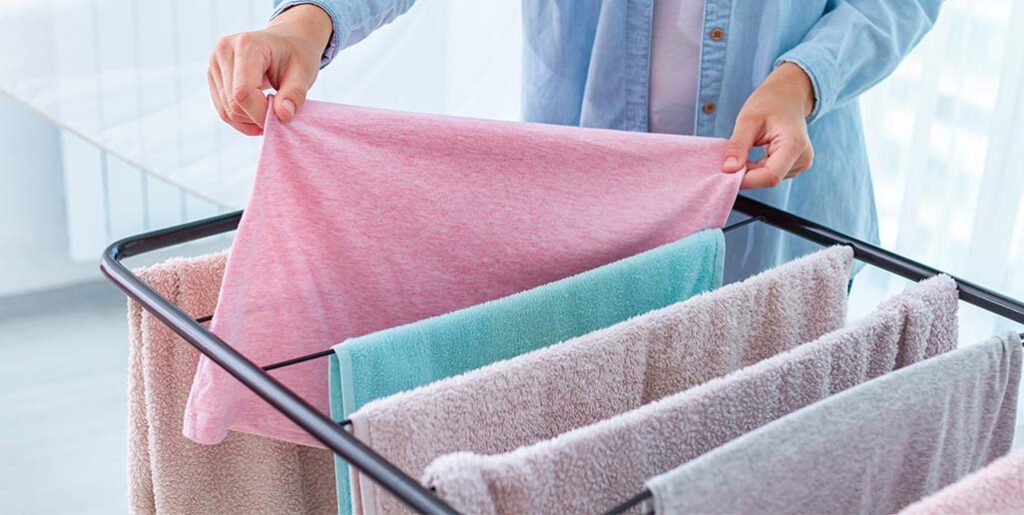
[273,0,940,281]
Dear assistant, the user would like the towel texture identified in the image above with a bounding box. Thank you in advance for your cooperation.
[360,245,852,514]
[334,229,725,513]
[127,253,336,514]
[646,330,1022,515]
[184,101,742,448]
[901,443,1024,514]
[422,274,958,515]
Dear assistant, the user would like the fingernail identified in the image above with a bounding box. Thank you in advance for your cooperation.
[724,157,739,169]
[283,99,296,117]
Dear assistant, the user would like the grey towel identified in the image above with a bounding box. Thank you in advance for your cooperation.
[421,275,959,515]
[646,331,1023,515]
[128,253,336,514]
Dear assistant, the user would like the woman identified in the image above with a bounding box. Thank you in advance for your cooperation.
[208,0,940,281]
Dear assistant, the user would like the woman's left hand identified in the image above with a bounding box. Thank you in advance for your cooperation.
[721,62,816,189]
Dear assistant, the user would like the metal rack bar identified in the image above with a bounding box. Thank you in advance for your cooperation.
[99,211,457,515]
[732,196,1024,325]
[102,195,1024,515]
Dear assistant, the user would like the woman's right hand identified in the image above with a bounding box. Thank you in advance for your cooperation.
[208,4,333,135]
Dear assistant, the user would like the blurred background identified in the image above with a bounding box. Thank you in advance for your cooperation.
[0,0,1022,513]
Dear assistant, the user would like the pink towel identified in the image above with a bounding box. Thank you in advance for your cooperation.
[183,100,742,446]
[422,274,958,515]
[352,245,853,514]
[128,253,336,514]
[900,410,1024,514]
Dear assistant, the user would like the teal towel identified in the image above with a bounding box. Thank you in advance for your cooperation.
[328,229,725,515]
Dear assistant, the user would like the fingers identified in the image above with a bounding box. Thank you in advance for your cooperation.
[209,34,267,136]
[740,168,786,189]
[784,152,813,179]
[209,60,262,136]
[208,63,225,118]
[791,144,814,173]
[722,113,762,173]
[214,38,235,120]
[230,35,270,129]
[272,66,311,124]
[740,140,801,189]
[740,136,814,189]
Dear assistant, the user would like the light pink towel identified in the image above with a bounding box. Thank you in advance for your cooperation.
[128,253,336,514]
[183,101,742,446]
[422,274,958,515]
[900,388,1024,515]
[352,245,853,514]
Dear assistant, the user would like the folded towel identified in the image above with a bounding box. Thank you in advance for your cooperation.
[358,245,853,514]
[901,442,1024,514]
[422,274,958,515]
[333,229,725,514]
[183,100,743,449]
[128,253,336,514]
[646,330,1022,515]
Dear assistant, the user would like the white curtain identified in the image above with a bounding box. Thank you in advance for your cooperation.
[0,0,522,209]
[850,0,1024,341]
[0,0,521,261]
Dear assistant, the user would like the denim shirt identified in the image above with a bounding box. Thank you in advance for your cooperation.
[273,0,940,281]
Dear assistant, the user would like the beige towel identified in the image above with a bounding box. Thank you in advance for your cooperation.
[128,252,336,514]
[422,274,959,515]
[352,246,854,514]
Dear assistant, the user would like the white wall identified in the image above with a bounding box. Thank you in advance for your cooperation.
[0,95,101,297]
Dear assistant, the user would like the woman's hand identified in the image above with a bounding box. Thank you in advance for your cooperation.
[722,62,816,189]
[208,5,332,135]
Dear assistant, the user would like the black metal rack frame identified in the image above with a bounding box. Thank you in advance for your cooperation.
[100,195,1024,515]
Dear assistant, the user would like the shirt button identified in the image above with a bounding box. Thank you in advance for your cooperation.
[710,27,725,41]
[702,102,717,114]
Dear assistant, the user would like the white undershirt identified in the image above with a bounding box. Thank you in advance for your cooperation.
[648,0,706,135]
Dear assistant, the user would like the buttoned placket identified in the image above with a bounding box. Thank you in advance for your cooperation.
[695,0,733,136]
[626,0,655,132]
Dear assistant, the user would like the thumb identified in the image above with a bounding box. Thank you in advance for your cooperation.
[273,70,310,123]
[722,115,761,173]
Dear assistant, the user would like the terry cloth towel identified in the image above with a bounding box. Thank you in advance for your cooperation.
[127,252,336,514]
[363,245,854,514]
[645,330,1023,515]
[183,100,742,448]
[335,229,726,514]
[902,430,1024,514]
[421,274,959,515]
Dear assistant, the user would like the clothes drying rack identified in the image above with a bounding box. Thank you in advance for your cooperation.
[100,195,1024,515]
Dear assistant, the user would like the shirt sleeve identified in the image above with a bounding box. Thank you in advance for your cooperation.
[775,0,942,124]
[271,0,418,69]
